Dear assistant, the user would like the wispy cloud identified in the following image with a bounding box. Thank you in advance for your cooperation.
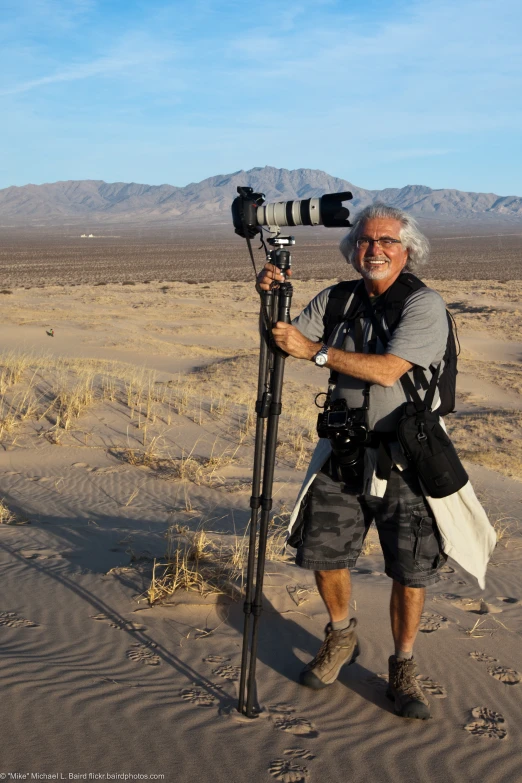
[0,54,153,96]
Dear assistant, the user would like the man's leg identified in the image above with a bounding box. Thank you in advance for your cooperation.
[300,567,359,689]
[315,568,352,624]
[293,461,366,690]
[373,467,445,719]
[390,581,425,656]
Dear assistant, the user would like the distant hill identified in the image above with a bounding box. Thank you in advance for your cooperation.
[1,166,521,225]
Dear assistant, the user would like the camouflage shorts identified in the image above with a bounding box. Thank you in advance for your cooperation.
[291,456,446,587]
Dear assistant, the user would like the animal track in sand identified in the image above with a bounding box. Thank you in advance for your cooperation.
[419,612,448,632]
[469,651,498,663]
[464,707,507,739]
[269,759,310,783]
[180,686,217,707]
[469,651,520,684]
[497,596,519,605]
[90,613,146,631]
[273,717,318,738]
[203,655,230,663]
[487,665,521,685]
[416,676,447,698]
[126,644,160,666]
[0,611,38,628]
[212,664,240,681]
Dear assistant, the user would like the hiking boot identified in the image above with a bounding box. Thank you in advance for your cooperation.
[300,619,360,690]
[386,656,431,720]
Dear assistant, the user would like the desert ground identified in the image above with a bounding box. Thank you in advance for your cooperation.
[0,233,521,782]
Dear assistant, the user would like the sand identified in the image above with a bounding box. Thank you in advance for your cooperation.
[0,278,521,782]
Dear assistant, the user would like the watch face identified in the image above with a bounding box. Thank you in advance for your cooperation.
[315,352,328,366]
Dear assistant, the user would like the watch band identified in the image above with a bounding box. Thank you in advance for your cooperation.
[312,344,329,366]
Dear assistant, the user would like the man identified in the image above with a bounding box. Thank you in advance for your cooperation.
[258,203,449,721]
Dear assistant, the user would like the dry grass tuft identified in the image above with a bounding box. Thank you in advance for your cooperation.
[0,498,17,525]
[492,516,520,548]
[446,409,522,481]
[147,519,288,605]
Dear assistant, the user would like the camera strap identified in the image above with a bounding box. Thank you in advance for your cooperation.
[360,286,440,411]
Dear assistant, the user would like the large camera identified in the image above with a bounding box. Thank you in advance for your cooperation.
[317,399,370,467]
[231,186,352,238]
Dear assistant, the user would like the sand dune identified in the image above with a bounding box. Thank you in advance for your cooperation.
[0,278,521,781]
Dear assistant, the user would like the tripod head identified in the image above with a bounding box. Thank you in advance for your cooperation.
[266,235,294,275]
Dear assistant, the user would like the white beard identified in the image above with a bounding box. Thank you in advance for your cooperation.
[353,257,391,281]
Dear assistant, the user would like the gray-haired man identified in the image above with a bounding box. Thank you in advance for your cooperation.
[258,204,448,720]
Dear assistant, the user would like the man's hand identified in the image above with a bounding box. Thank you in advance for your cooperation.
[272,322,318,360]
[257,262,293,291]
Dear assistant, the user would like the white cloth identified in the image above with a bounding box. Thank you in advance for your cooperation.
[286,438,497,590]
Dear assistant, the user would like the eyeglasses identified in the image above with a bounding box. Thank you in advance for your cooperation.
[356,236,402,249]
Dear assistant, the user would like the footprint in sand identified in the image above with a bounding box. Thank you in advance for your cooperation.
[91,613,147,631]
[0,611,38,628]
[203,655,231,663]
[286,585,319,607]
[212,664,241,681]
[487,665,521,685]
[469,651,498,663]
[416,676,447,699]
[269,759,310,783]
[364,673,389,691]
[283,749,316,761]
[272,717,318,738]
[497,596,519,605]
[127,644,160,666]
[365,672,446,698]
[419,612,448,632]
[451,598,502,614]
[464,707,507,739]
[180,686,217,707]
[269,703,297,715]
[20,549,61,560]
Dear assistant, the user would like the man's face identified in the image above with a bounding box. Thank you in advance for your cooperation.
[352,217,409,284]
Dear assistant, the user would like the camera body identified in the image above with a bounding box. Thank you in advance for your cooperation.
[317,399,370,467]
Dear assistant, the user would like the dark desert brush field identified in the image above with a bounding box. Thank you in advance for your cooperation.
[0,224,521,287]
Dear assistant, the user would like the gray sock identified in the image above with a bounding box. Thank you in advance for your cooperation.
[331,617,351,631]
[395,649,413,660]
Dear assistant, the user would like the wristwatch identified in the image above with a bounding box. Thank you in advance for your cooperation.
[312,344,329,367]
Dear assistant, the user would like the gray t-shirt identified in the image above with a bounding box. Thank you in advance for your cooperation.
[292,282,448,432]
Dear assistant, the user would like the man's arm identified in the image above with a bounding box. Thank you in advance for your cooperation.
[271,322,413,387]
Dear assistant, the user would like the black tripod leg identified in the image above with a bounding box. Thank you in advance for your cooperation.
[244,282,292,717]
[238,290,274,715]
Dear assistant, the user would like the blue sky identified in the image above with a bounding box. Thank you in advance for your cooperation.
[1,0,521,195]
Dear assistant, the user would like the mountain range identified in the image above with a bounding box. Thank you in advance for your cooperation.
[1,167,521,225]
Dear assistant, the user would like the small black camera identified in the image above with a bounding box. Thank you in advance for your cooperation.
[317,399,369,467]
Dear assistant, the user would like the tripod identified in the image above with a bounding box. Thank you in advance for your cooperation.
[237,238,294,718]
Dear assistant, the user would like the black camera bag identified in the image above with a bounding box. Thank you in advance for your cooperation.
[362,289,468,498]
[396,396,468,498]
